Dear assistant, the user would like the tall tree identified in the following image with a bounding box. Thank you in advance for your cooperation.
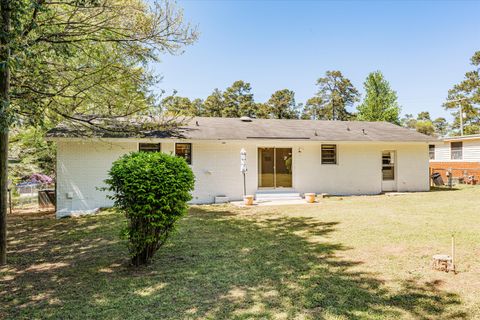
[433,117,449,136]
[444,51,480,135]
[301,96,327,120]
[417,111,431,121]
[313,71,360,121]
[401,114,416,129]
[162,95,203,116]
[263,89,299,119]
[203,89,224,117]
[221,81,256,118]
[356,71,401,124]
[0,0,197,265]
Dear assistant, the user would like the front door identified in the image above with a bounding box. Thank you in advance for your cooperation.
[258,148,293,188]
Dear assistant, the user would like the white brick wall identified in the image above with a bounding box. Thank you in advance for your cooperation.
[55,139,430,217]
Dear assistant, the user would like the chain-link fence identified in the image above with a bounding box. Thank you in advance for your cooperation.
[8,183,55,213]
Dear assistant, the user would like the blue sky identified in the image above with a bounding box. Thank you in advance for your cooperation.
[152,0,480,120]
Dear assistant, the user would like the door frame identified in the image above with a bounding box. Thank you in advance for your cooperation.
[257,146,294,190]
[381,150,397,192]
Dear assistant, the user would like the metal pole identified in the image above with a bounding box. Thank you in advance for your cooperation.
[451,234,456,273]
[243,172,246,197]
[460,105,464,136]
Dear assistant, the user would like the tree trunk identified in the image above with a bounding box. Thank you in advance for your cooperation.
[0,0,11,266]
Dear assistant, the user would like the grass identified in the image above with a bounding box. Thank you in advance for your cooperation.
[1,186,480,319]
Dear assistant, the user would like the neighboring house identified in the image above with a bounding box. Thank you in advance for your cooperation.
[47,117,432,218]
[429,134,480,182]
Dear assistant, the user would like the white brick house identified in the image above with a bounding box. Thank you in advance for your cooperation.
[48,117,433,218]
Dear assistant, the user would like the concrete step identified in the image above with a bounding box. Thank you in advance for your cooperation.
[255,191,302,201]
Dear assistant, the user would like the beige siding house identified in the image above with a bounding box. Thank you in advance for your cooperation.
[48,117,432,218]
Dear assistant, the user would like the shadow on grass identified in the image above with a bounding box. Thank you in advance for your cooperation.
[1,207,466,319]
[430,186,460,192]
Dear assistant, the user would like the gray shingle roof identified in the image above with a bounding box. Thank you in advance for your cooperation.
[47,116,432,142]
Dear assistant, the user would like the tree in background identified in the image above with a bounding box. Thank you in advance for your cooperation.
[203,89,225,117]
[417,111,431,121]
[444,51,480,135]
[312,71,360,121]
[263,89,299,119]
[301,96,327,120]
[222,81,256,117]
[162,95,203,116]
[401,114,417,129]
[415,120,435,136]
[0,0,197,265]
[400,112,440,136]
[356,71,401,124]
[433,117,449,136]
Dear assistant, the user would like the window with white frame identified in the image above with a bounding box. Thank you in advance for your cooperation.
[429,145,435,160]
[382,151,395,181]
[450,142,462,160]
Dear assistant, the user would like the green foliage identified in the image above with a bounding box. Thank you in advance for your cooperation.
[222,80,256,118]
[8,126,55,182]
[433,117,449,136]
[415,120,435,136]
[5,0,198,128]
[400,112,448,136]
[417,111,431,121]
[356,71,400,124]
[105,152,194,266]
[301,96,326,120]
[203,89,225,117]
[311,71,360,120]
[444,51,480,134]
[263,89,299,119]
[162,95,204,116]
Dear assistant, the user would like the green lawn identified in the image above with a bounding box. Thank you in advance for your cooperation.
[1,187,480,319]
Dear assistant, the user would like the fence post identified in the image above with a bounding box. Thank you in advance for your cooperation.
[7,188,12,214]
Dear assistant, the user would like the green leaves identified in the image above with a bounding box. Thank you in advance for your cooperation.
[356,71,401,125]
[105,151,195,265]
[304,70,360,121]
[444,51,480,135]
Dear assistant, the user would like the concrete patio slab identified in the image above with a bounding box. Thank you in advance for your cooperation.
[231,199,316,207]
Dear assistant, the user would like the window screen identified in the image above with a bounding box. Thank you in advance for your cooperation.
[139,143,161,153]
[382,151,395,181]
[429,145,435,160]
[175,143,192,164]
[450,142,462,160]
[321,144,337,164]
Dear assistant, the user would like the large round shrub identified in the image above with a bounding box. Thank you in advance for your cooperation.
[105,151,194,266]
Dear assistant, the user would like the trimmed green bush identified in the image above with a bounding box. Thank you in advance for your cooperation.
[105,152,194,266]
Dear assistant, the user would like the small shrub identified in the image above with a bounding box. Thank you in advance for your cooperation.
[105,152,194,266]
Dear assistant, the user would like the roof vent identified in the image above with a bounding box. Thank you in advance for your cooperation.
[240,116,252,122]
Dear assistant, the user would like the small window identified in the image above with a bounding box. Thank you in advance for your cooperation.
[429,145,435,160]
[382,151,395,181]
[175,143,192,164]
[321,144,337,164]
[451,142,462,160]
[139,143,161,153]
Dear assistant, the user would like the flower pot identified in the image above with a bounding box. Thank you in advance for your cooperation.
[305,193,316,203]
[244,195,254,206]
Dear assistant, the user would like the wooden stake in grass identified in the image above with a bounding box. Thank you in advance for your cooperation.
[432,234,457,273]
[451,234,456,274]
